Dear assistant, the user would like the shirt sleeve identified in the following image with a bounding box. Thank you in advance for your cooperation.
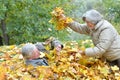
[85,28,115,57]
[68,21,90,35]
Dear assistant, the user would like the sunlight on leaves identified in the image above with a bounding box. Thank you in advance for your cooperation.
[0,40,120,79]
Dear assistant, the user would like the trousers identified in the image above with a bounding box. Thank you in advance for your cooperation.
[108,58,120,68]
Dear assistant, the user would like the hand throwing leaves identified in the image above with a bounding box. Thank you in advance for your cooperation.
[78,50,85,56]
[49,7,73,30]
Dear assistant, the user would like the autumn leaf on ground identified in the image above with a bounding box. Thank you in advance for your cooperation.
[0,65,7,80]
[0,40,120,80]
[111,65,119,71]
[98,65,110,76]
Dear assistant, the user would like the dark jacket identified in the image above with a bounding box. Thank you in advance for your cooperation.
[25,58,48,67]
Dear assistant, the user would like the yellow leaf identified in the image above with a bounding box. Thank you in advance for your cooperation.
[68,55,74,61]
[66,17,73,23]
[39,74,44,80]
[80,46,85,51]
[75,52,82,58]
[39,52,45,58]
[0,65,6,80]
[60,58,68,62]
[21,75,35,80]
[98,65,110,76]
[111,65,119,71]
[67,71,76,78]
[9,45,15,49]
[49,18,54,23]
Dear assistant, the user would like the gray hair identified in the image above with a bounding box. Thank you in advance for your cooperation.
[21,44,36,59]
[82,9,103,24]
[35,42,48,53]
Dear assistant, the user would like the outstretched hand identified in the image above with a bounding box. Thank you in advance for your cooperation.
[59,14,67,20]
[78,50,85,56]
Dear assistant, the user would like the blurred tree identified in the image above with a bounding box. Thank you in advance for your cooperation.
[0,0,72,45]
[0,0,119,45]
[102,0,120,22]
[0,0,9,45]
[102,0,120,33]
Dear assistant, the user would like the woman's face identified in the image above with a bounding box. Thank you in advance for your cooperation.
[85,20,95,29]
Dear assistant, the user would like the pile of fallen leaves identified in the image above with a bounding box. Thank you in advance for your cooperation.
[0,40,120,80]
[49,7,73,30]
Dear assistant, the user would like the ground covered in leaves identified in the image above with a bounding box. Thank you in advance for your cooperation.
[0,40,120,80]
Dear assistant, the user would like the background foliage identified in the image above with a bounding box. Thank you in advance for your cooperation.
[0,0,120,45]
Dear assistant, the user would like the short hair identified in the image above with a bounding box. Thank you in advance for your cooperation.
[35,42,48,53]
[21,43,36,59]
[82,9,103,24]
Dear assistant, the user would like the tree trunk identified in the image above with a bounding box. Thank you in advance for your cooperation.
[0,20,9,45]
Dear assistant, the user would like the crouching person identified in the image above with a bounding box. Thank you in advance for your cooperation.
[21,44,48,67]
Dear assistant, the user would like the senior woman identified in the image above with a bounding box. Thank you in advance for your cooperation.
[63,9,120,68]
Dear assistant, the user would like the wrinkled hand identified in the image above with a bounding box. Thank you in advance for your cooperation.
[78,50,85,56]
[59,14,67,20]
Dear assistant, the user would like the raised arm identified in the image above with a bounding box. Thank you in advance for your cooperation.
[68,21,90,35]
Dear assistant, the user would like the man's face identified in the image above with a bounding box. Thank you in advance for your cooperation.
[30,48,40,60]
[85,20,95,29]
